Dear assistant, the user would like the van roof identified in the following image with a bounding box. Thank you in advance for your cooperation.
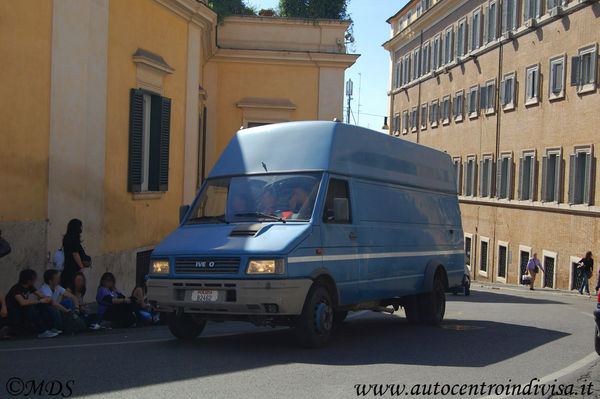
[209,121,456,194]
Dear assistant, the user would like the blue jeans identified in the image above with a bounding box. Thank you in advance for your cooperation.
[580,273,590,294]
[60,298,100,326]
[19,304,57,333]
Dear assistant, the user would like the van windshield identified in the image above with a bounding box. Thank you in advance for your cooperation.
[185,173,323,224]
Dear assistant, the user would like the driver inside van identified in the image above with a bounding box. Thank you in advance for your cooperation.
[282,187,309,219]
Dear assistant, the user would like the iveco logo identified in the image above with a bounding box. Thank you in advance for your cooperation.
[195,261,215,268]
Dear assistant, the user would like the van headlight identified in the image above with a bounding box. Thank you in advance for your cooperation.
[151,259,170,274]
[246,259,285,275]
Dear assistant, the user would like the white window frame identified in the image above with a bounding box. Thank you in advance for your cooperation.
[568,145,594,205]
[402,110,409,134]
[432,33,442,70]
[441,95,451,125]
[467,84,479,119]
[479,154,495,198]
[410,106,419,132]
[496,151,513,200]
[456,17,467,59]
[422,40,431,76]
[541,250,557,289]
[464,155,478,197]
[453,89,464,122]
[420,103,428,130]
[525,63,541,106]
[541,147,562,203]
[429,99,439,128]
[548,54,566,100]
[469,7,482,52]
[500,71,517,111]
[496,240,509,283]
[479,236,490,277]
[571,44,598,94]
[442,25,454,66]
[518,150,537,201]
[464,232,474,271]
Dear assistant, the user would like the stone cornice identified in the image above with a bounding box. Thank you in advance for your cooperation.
[210,48,359,68]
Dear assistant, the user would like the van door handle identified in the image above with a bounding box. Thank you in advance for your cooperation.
[349,232,358,240]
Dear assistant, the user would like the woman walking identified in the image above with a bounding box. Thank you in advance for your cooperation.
[60,219,91,288]
[578,251,593,295]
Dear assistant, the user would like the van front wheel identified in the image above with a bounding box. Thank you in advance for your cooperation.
[295,285,334,348]
[167,312,206,340]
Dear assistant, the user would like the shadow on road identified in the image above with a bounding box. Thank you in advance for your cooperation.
[6,314,568,396]
[447,290,566,305]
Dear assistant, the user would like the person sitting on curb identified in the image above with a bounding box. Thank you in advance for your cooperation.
[526,253,544,291]
[96,272,137,328]
[39,269,83,330]
[6,269,60,338]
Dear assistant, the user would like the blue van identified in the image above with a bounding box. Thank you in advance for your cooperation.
[147,121,465,347]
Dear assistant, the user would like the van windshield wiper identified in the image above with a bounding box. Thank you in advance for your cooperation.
[186,215,228,224]
[234,212,286,223]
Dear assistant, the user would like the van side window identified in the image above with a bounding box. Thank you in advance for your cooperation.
[323,179,351,223]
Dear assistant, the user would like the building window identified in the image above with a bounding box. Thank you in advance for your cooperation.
[402,110,409,134]
[525,64,540,106]
[441,95,451,125]
[422,0,431,12]
[484,0,498,44]
[518,151,537,201]
[548,55,566,100]
[464,156,477,196]
[479,237,490,277]
[420,103,428,130]
[402,55,411,85]
[442,26,454,65]
[546,0,564,13]
[496,153,513,199]
[456,18,467,58]
[571,44,598,94]
[469,7,482,51]
[542,251,557,289]
[410,106,418,132]
[497,241,508,281]
[429,99,439,127]
[568,146,594,205]
[524,0,541,23]
[519,246,532,279]
[465,233,473,268]
[422,41,431,76]
[392,113,400,135]
[453,157,462,194]
[128,88,172,193]
[501,0,518,34]
[467,85,479,118]
[500,71,516,110]
[432,33,442,70]
[479,155,495,198]
[453,90,464,122]
[412,47,421,80]
[541,148,562,203]
[570,256,585,291]
[480,79,496,114]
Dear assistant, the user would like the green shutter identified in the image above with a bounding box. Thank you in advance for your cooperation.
[158,96,172,192]
[584,152,593,205]
[496,158,503,198]
[128,89,144,193]
[571,55,581,87]
[541,155,548,202]
[568,154,576,204]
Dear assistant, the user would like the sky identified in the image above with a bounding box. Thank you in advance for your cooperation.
[247,0,408,132]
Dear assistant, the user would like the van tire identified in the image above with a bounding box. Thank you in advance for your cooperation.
[418,276,446,326]
[295,285,334,348]
[403,295,421,324]
[167,312,206,340]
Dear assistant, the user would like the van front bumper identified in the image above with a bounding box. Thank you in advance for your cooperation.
[146,278,312,316]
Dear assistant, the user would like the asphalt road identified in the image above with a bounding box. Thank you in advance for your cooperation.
[0,285,598,399]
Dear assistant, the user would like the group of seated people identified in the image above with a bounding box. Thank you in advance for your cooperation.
[0,269,159,339]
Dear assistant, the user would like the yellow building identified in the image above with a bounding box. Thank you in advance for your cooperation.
[0,0,357,297]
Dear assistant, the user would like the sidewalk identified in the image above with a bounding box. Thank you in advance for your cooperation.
[471,279,599,299]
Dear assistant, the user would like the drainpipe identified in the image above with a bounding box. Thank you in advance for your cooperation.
[416,29,424,144]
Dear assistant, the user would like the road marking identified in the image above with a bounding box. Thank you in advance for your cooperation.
[482,352,599,399]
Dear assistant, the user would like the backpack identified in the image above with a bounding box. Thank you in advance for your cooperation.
[63,311,87,334]
[52,249,65,271]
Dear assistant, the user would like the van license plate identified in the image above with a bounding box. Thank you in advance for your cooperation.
[191,290,218,302]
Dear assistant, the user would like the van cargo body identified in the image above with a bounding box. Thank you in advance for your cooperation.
[147,121,464,347]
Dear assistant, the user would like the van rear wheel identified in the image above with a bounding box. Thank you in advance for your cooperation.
[295,285,334,348]
[418,276,446,326]
[403,295,421,324]
[167,312,206,340]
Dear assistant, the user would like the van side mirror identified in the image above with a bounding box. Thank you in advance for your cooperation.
[333,198,350,223]
[179,205,190,223]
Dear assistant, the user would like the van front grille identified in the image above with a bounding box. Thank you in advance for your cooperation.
[174,258,240,274]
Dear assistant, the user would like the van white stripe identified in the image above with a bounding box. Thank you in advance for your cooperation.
[287,249,464,264]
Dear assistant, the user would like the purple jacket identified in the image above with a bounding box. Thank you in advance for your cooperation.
[96,286,123,316]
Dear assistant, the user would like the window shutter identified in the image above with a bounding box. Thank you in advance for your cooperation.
[526,70,533,99]
[472,161,478,197]
[529,155,537,201]
[507,157,514,199]
[496,158,503,198]
[584,152,593,205]
[128,89,144,193]
[591,48,598,85]
[490,82,496,109]
[452,97,457,118]
[466,91,472,114]
[468,15,474,51]
[554,155,562,203]
[500,79,506,106]
[480,86,487,110]
[464,161,469,195]
[479,160,484,197]
[524,0,531,21]
[501,1,508,34]
[570,55,581,87]
[158,96,171,192]
[483,6,489,45]
[541,155,548,202]
[534,67,540,99]
[518,156,524,200]
[489,159,495,197]
[456,162,462,194]
[568,154,576,204]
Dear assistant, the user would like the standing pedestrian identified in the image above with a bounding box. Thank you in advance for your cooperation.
[577,251,593,295]
[60,219,91,288]
[526,253,544,291]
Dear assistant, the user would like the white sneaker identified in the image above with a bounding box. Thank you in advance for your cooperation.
[38,330,58,339]
[89,323,101,331]
[50,328,62,334]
